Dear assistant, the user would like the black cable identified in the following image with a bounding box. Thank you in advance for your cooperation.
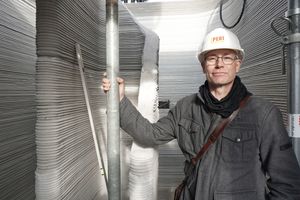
[220,0,246,29]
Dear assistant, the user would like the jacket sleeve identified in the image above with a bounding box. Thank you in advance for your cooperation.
[119,96,178,147]
[259,105,300,199]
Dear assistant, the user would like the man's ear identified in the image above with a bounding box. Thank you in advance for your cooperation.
[235,60,241,73]
[201,63,206,73]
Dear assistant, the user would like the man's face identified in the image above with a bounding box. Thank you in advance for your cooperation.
[202,49,241,88]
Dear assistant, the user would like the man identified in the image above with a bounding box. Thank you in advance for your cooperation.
[102,28,300,199]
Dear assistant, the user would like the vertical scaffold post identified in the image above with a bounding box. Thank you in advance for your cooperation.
[106,0,121,199]
[287,0,300,163]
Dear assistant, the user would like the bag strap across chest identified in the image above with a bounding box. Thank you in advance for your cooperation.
[191,95,251,166]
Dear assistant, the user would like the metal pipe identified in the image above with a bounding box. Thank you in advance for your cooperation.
[106,0,121,199]
[287,0,300,163]
[75,43,108,188]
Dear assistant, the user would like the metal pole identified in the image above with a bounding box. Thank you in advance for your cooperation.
[287,0,300,164]
[106,0,120,199]
[75,43,108,188]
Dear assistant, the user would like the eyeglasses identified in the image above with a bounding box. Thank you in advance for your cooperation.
[205,55,238,65]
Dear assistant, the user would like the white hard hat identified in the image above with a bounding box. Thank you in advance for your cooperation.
[198,28,244,63]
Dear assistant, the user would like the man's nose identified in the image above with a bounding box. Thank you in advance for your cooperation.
[216,57,224,67]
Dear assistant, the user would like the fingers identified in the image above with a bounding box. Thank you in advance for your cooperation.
[101,75,124,95]
[116,77,125,101]
[101,76,125,101]
[101,80,110,93]
[116,77,124,84]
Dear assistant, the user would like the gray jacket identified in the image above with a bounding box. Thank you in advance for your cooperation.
[120,93,300,200]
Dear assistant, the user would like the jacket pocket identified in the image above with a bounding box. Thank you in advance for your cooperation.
[221,128,257,162]
[214,190,257,200]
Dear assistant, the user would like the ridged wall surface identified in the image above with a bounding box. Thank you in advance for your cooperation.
[35,1,147,199]
[0,1,36,199]
[208,0,289,123]
[0,0,290,199]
